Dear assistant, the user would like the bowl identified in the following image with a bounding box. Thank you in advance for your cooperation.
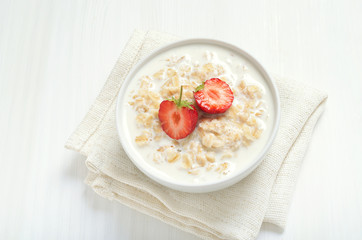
[116,39,280,193]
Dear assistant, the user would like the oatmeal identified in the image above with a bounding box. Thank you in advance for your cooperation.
[125,44,274,183]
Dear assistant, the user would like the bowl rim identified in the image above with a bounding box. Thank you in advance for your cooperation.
[116,38,280,193]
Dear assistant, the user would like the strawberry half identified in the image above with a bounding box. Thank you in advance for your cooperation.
[158,86,198,140]
[193,78,234,114]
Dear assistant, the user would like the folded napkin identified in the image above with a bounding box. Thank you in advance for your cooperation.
[65,30,327,240]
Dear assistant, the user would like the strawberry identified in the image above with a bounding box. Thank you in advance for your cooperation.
[193,78,234,114]
[158,86,198,140]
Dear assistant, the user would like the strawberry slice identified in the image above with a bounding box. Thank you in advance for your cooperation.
[158,86,198,140]
[193,78,234,114]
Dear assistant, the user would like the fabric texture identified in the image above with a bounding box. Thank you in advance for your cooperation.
[65,30,327,240]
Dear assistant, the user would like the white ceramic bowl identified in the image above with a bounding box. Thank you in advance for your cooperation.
[116,39,280,193]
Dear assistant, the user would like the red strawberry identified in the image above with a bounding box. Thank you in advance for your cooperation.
[158,86,198,140]
[193,78,234,114]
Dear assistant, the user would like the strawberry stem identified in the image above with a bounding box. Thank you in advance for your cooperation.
[195,82,205,92]
[178,86,183,106]
[168,86,193,110]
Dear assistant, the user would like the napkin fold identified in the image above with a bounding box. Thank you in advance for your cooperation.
[66,30,327,240]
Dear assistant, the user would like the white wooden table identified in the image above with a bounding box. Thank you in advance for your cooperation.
[1,0,362,239]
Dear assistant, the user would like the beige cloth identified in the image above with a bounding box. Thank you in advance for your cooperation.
[65,30,327,240]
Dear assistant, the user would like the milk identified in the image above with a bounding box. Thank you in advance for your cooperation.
[121,43,275,184]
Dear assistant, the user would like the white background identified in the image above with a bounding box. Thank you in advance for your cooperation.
[1,0,361,239]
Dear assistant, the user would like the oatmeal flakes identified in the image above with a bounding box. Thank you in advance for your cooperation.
[149,109,159,118]
[227,105,240,120]
[200,133,216,148]
[140,76,151,86]
[246,85,261,99]
[138,105,149,113]
[202,63,215,74]
[184,90,194,100]
[253,129,262,139]
[216,162,229,173]
[222,152,233,159]
[256,101,263,108]
[179,63,192,77]
[231,132,243,142]
[153,152,162,164]
[148,92,161,104]
[190,71,203,82]
[196,154,206,167]
[245,100,256,109]
[239,112,250,122]
[199,118,243,150]
[242,139,251,146]
[165,147,180,163]
[206,163,216,171]
[246,116,257,127]
[255,111,263,117]
[188,169,200,175]
[209,138,224,148]
[188,141,201,153]
[153,69,164,80]
[242,125,253,140]
[239,80,246,90]
[135,130,152,146]
[162,78,179,89]
[160,86,179,98]
[166,68,177,78]
[136,113,153,127]
[205,152,215,163]
[182,154,192,169]
[153,123,162,133]
[157,145,173,152]
[216,64,225,75]
[167,56,185,66]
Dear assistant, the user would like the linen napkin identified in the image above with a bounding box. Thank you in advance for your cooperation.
[65,30,327,240]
